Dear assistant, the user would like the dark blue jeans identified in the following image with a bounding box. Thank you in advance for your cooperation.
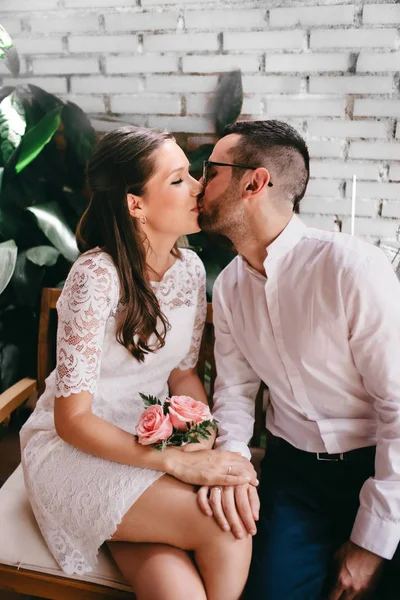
[245,439,400,600]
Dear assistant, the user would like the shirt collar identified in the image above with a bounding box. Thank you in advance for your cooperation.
[264,214,307,266]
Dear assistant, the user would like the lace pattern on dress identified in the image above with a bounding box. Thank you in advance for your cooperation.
[55,253,119,398]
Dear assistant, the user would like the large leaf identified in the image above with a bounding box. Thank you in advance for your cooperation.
[213,70,243,137]
[0,25,19,76]
[62,101,97,166]
[15,105,62,174]
[0,90,26,163]
[10,249,45,307]
[0,239,17,295]
[27,201,79,262]
[27,245,60,267]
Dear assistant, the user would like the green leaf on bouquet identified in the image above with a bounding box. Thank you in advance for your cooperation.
[163,400,170,416]
[139,392,162,407]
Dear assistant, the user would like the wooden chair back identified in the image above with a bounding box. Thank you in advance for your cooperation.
[38,288,265,446]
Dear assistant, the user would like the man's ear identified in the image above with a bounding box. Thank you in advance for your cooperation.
[127,193,144,219]
[243,168,271,197]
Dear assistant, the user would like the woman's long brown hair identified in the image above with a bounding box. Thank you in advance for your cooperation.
[76,126,179,362]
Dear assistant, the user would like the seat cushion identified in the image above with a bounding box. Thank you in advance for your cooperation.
[0,465,131,592]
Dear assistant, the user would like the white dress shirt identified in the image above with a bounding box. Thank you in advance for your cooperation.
[212,214,400,560]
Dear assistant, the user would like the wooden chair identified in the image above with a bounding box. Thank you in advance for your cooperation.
[0,287,266,600]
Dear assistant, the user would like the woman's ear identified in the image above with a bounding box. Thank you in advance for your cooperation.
[127,193,144,219]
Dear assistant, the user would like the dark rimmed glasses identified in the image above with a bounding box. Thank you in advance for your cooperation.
[202,160,273,187]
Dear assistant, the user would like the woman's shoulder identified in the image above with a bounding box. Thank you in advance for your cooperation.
[179,248,206,278]
[61,249,120,307]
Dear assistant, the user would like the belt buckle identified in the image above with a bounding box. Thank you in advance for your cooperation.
[317,452,344,462]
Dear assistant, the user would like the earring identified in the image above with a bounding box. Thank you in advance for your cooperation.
[139,215,147,225]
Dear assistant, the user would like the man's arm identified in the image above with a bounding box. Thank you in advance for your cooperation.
[329,249,400,600]
[212,278,261,460]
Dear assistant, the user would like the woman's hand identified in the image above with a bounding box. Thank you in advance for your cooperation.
[165,448,258,487]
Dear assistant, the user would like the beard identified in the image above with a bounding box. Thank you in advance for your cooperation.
[198,183,241,238]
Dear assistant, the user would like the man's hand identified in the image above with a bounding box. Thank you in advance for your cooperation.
[197,483,260,539]
[328,541,384,600]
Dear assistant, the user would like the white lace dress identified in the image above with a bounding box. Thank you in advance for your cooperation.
[20,247,207,576]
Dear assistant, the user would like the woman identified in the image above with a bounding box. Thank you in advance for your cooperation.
[20,126,257,600]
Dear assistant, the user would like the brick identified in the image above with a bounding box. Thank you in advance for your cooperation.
[242,75,302,94]
[69,35,137,53]
[110,94,181,115]
[299,214,337,231]
[307,140,344,158]
[224,30,305,51]
[397,124,400,139]
[389,164,400,180]
[105,11,179,32]
[0,19,22,36]
[346,182,400,201]
[267,98,345,118]
[33,57,99,75]
[311,29,398,49]
[306,179,341,197]
[341,217,398,238]
[301,197,376,217]
[2,76,67,94]
[382,202,400,218]
[265,53,349,73]
[183,54,259,73]
[142,0,212,5]
[187,135,217,150]
[363,4,400,25]
[309,75,393,95]
[311,160,382,181]
[357,51,400,73]
[61,94,105,113]
[64,0,125,6]
[0,0,57,9]
[91,115,148,131]
[354,99,400,118]
[13,37,63,54]
[71,75,142,94]
[349,142,400,160]
[307,120,388,139]
[186,94,213,115]
[106,55,177,74]
[242,96,263,115]
[147,115,214,133]
[146,75,218,93]
[143,33,218,53]
[270,5,355,27]
[185,9,265,30]
[30,14,99,33]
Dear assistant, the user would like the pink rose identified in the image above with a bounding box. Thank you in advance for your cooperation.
[136,405,173,445]
[168,395,212,431]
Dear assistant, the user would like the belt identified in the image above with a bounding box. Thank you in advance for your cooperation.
[268,434,376,463]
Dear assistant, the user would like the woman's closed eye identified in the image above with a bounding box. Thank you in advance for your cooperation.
[171,178,183,185]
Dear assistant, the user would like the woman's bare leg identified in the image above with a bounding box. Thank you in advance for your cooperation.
[110,475,252,600]
[108,542,207,600]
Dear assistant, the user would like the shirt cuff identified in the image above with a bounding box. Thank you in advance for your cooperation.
[215,440,252,461]
[350,506,400,560]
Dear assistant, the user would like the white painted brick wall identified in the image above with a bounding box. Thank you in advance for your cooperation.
[0,0,399,243]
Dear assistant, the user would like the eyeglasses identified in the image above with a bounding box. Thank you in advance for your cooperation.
[202,160,273,187]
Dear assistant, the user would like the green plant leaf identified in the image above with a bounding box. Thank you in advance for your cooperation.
[0,25,13,59]
[26,245,60,267]
[0,239,17,295]
[213,70,243,137]
[0,90,26,163]
[188,144,214,175]
[15,106,62,174]
[27,202,79,262]
[10,249,45,307]
[62,101,97,165]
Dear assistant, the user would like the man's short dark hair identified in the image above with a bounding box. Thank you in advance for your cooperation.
[223,120,310,209]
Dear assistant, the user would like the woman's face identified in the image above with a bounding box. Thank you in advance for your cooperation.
[139,140,203,237]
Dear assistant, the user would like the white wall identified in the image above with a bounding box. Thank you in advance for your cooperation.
[1,0,400,244]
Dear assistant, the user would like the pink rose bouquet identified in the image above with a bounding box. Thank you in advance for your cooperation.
[136,393,218,450]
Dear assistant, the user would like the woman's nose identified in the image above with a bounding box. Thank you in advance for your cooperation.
[191,177,204,195]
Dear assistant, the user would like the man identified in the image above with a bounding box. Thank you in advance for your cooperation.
[197,120,400,600]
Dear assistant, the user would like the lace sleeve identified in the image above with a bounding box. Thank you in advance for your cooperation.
[178,254,207,370]
[55,253,119,397]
